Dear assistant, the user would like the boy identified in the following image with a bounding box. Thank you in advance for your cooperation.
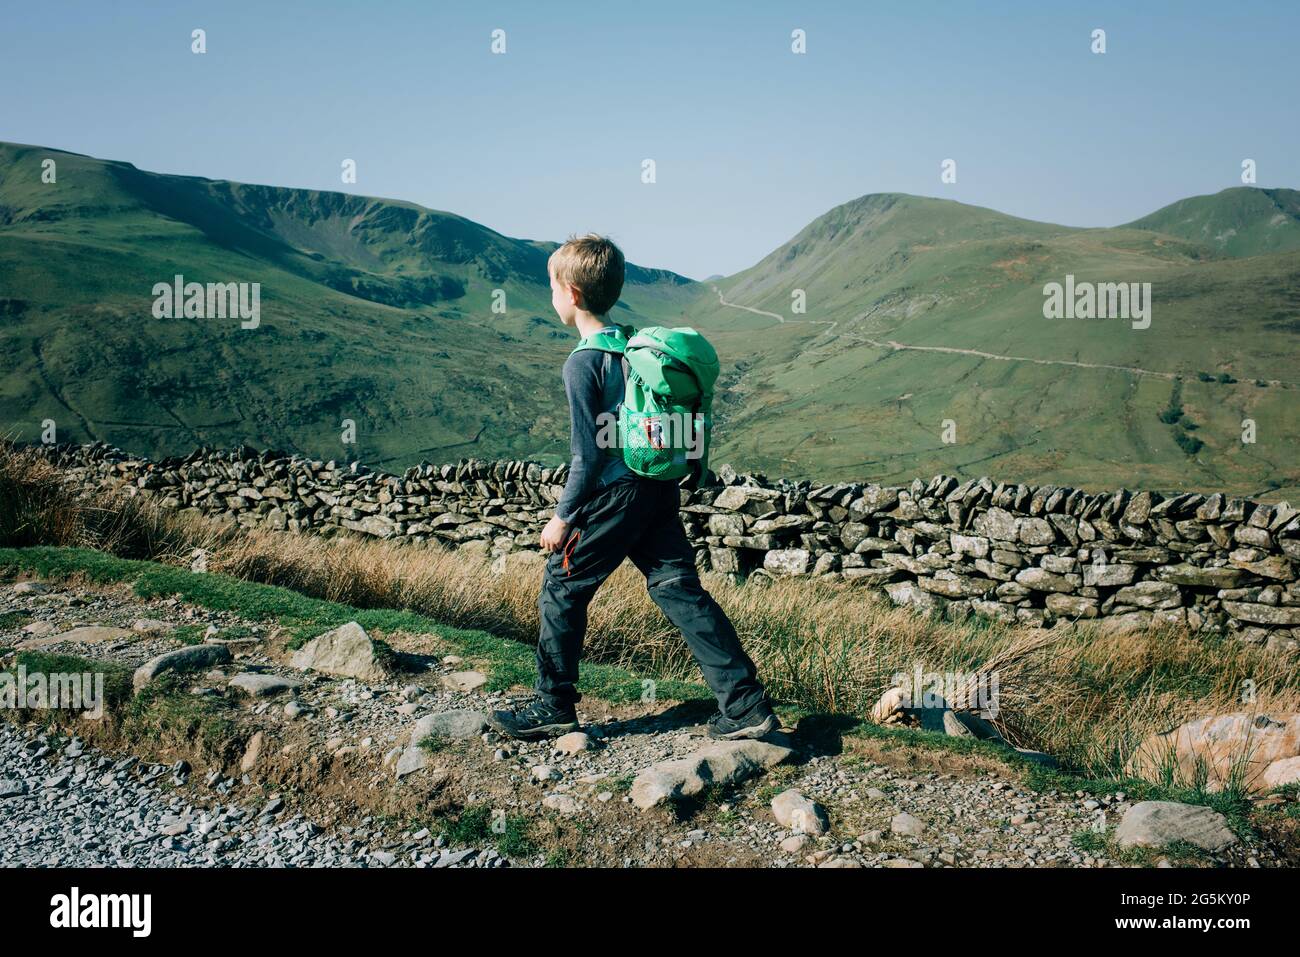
[488,235,777,741]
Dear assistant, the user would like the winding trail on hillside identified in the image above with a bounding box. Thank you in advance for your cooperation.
[712,287,838,336]
[711,289,1292,386]
[839,335,1179,380]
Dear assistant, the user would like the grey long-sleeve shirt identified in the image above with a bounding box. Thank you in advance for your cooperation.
[554,338,631,522]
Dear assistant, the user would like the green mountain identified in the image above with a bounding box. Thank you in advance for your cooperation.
[1125,187,1300,258]
[1,142,1297,499]
[689,192,1300,499]
[0,142,691,467]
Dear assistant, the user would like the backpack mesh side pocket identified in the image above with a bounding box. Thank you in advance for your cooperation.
[619,406,687,478]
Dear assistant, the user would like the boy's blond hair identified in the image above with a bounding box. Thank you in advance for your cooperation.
[548,234,625,316]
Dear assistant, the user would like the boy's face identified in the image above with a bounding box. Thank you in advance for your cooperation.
[549,267,581,327]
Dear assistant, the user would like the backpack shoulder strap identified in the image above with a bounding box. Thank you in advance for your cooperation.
[570,323,634,357]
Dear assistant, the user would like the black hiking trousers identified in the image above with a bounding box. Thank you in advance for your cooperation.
[536,473,768,720]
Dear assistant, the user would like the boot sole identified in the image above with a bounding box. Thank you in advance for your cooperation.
[707,713,778,741]
[487,715,580,741]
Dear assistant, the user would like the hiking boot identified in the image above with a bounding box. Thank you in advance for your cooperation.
[488,697,580,741]
[707,701,779,740]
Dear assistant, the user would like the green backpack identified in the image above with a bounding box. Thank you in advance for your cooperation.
[572,323,719,483]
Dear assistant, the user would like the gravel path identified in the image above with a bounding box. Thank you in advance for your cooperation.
[0,722,501,868]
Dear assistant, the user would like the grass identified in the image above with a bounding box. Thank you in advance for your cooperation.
[1265,787,1300,821]
[170,624,207,645]
[120,672,243,760]
[438,803,538,859]
[417,733,450,755]
[1,648,241,765]
[1070,827,1211,865]
[603,772,636,794]
[1070,829,1107,854]
[0,610,29,629]
[8,649,134,711]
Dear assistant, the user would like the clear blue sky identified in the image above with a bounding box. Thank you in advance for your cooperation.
[4,0,1297,278]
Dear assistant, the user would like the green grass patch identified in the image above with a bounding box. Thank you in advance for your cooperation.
[438,803,537,858]
[1112,838,1212,867]
[6,650,134,711]
[543,848,570,867]
[1070,829,1107,854]
[0,610,30,630]
[845,717,1036,764]
[417,733,449,755]
[2,649,238,764]
[170,624,207,646]
[120,672,242,758]
[603,772,635,794]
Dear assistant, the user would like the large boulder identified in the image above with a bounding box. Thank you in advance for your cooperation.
[1126,712,1300,793]
[290,622,388,683]
[1114,801,1238,852]
[630,739,794,811]
[133,644,231,693]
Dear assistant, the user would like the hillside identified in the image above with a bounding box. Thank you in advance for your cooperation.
[1125,187,1300,258]
[690,193,1300,499]
[0,142,693,468]
[2,142,1297,498]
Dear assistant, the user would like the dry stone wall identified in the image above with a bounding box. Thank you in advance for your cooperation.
[32,442,1300,652]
